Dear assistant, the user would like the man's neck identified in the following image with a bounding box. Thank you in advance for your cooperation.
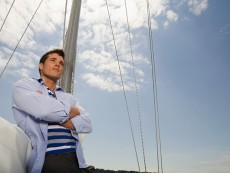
[41,77,57,92]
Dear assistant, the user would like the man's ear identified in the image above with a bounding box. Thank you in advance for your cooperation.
[39,63,43,71]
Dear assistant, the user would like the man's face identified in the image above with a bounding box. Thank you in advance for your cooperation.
[39,53,64,81]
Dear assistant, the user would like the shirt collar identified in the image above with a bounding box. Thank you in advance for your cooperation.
[36,78,63,92]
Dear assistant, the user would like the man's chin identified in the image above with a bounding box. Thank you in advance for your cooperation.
[49,76,61,82]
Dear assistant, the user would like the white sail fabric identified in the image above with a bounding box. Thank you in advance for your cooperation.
[0,117,31,173]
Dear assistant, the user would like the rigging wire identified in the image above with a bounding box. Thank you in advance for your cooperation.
[105,0,141,172]
[0,0,16,32]
[63,0,68,48]
[0,0,44,79]
[124,0,147,172]
[146,0,164,173]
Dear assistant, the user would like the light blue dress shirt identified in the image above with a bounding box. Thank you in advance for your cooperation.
[12,78,92,173]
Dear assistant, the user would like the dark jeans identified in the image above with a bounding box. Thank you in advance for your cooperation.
[42,152,94,173]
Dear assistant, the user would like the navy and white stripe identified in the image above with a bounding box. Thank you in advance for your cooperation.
[46,124,76,155]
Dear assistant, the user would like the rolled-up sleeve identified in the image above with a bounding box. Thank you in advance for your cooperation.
[12,79,70,123]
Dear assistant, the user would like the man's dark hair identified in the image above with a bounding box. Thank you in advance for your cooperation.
[39,49,65,64]
[39,49,65,74]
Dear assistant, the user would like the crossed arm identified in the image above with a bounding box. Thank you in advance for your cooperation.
[35,90,80,131]
[13,79,91,133]
[35,91,91,132]
[63,103,92,133]
[36,91,83,131]
[62,106,80,130]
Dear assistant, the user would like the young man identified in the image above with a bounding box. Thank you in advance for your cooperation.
[12,49,93,173]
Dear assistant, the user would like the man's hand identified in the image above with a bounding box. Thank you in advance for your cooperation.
[68,106,80,119]
[62,107,80,131]
[62,119,75,131]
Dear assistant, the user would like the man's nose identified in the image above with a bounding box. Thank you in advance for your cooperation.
[55,62,60,67]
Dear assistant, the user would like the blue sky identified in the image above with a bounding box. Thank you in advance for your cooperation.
[0,0,230,173]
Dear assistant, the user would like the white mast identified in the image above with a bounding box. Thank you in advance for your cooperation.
[60,0,82,93]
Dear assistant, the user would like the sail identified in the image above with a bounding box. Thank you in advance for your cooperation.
[0,117,31,173]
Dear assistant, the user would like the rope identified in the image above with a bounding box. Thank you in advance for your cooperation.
[124,0,147,172]
[146,0,163,173]
[0,0,44,79]
[0,0,16,32]
[105,0,141,172]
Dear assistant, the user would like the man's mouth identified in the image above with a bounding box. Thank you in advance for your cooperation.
[52,68,59,72]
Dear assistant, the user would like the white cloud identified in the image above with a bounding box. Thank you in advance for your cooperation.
[0,0,209,92]
[0,43,40,79]
[81,72,138,92]
[149,0,168,17]
[16,68,31,78]
[163,10,178,29]
[78,48,144,92]
[81,73,121,92]
[0,47,14,76]
[188,0,208,15]
[76,0,171,91]
[0,0,68,79]
[166,10,178,22]
[0,0,66,48]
